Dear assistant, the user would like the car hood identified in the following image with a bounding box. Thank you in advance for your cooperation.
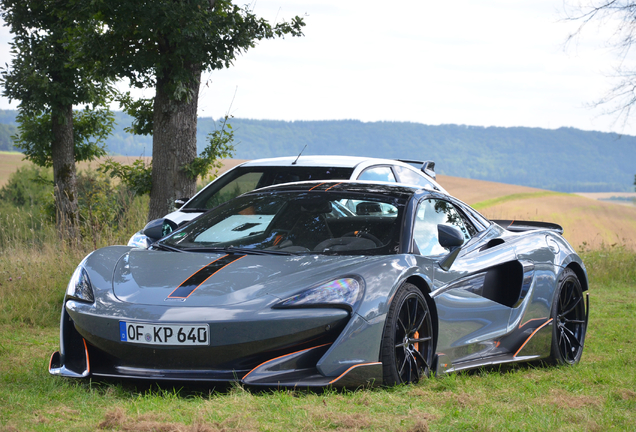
[112,249,379,306]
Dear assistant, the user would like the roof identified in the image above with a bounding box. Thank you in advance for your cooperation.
[249,180,423,200]
[240,155,411,169]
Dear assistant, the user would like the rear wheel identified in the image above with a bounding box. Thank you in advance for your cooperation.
[381,283,434,385]
[549,268,587,365]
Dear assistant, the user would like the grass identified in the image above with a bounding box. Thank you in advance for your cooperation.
[0,161,635,431]
[0,243,634,431]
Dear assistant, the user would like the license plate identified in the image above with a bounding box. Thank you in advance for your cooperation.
[119,321,209,346]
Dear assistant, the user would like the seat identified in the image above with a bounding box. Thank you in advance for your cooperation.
[285,213,333,250]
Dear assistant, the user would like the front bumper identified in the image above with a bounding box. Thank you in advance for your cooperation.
[50,298,384,387]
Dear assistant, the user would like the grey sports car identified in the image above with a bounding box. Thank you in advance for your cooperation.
[50,181,589,387]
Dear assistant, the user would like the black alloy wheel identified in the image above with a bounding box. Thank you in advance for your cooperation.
[549,268,588,365]
[381,283,435,385]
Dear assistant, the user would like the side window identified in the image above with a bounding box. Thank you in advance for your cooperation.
[357,166,396,182]
[202,172,263,209]
[413,199,473,256]
[393,165,435,189]
[463,205,491,231]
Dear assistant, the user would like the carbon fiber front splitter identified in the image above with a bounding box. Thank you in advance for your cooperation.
[49,343,383,388]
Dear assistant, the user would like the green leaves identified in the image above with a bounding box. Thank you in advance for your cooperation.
[116,92,154,136]
[13,107,114,167]
[183,116,235,181]
[1,0,117,241]
[1,0,114,118]
[73,107,115,160]
[99,158,153,197]
[73,0,305,100]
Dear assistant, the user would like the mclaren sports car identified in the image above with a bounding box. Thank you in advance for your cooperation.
[50,181,589,387]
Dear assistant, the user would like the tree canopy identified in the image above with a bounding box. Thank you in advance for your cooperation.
[72,0,304,219]
[75,0,304,100]
[1,0,115,239]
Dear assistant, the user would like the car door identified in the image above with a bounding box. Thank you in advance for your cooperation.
[412,197,518,370]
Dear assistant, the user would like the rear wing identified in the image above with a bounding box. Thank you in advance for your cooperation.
[492,220,564,235]
[396,159,437,180]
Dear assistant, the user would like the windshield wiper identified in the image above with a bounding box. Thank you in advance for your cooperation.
[181,246,292,256]
[151,243,183,253]
[227,247,293,256]
[180,208,208,213]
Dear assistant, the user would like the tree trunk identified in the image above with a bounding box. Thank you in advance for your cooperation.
[148,68,201,221]
[51,104,80,241]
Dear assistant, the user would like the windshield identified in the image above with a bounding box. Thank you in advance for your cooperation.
[184,166,355,210]
[160,191,405,255]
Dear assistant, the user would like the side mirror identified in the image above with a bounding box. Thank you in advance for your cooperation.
[142,218,179,242]
[174,197,190,209]
[437,224,464,271]
[438,224,464,249]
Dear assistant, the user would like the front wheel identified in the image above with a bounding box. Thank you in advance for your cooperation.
[549,268,588,365]
[381,283,435,385]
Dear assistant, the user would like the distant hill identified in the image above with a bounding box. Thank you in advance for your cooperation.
[0,110,634,192]
[213,119,636,192]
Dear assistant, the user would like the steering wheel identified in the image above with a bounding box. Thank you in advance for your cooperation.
[343,231,383,247]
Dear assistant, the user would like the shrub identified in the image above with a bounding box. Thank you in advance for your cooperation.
[0,163,148,250]
[0,165,54,209]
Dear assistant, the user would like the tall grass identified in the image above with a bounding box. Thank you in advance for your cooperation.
[579,244,636,287]
[0,199,148,326]
[0,203,56,247]
[0,166,149,326]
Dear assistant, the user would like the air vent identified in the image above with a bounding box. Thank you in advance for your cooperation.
[480,238,505,252]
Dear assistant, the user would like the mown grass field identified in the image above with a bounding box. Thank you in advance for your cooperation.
[0,156,635,431]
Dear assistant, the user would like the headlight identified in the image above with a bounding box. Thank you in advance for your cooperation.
[275,277,364,311]
[127,231,152,249]
[66,266,94,303]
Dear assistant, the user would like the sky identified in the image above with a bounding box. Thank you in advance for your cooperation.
[0,0,633,134]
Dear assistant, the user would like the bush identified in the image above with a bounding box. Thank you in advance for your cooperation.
[0,165,54,209]
[0,165,149,326]
[75,169,145,249]
[0,163,148,250]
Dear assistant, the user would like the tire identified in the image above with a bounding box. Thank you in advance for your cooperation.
[549,268,588,365]
[381,283,435,385]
